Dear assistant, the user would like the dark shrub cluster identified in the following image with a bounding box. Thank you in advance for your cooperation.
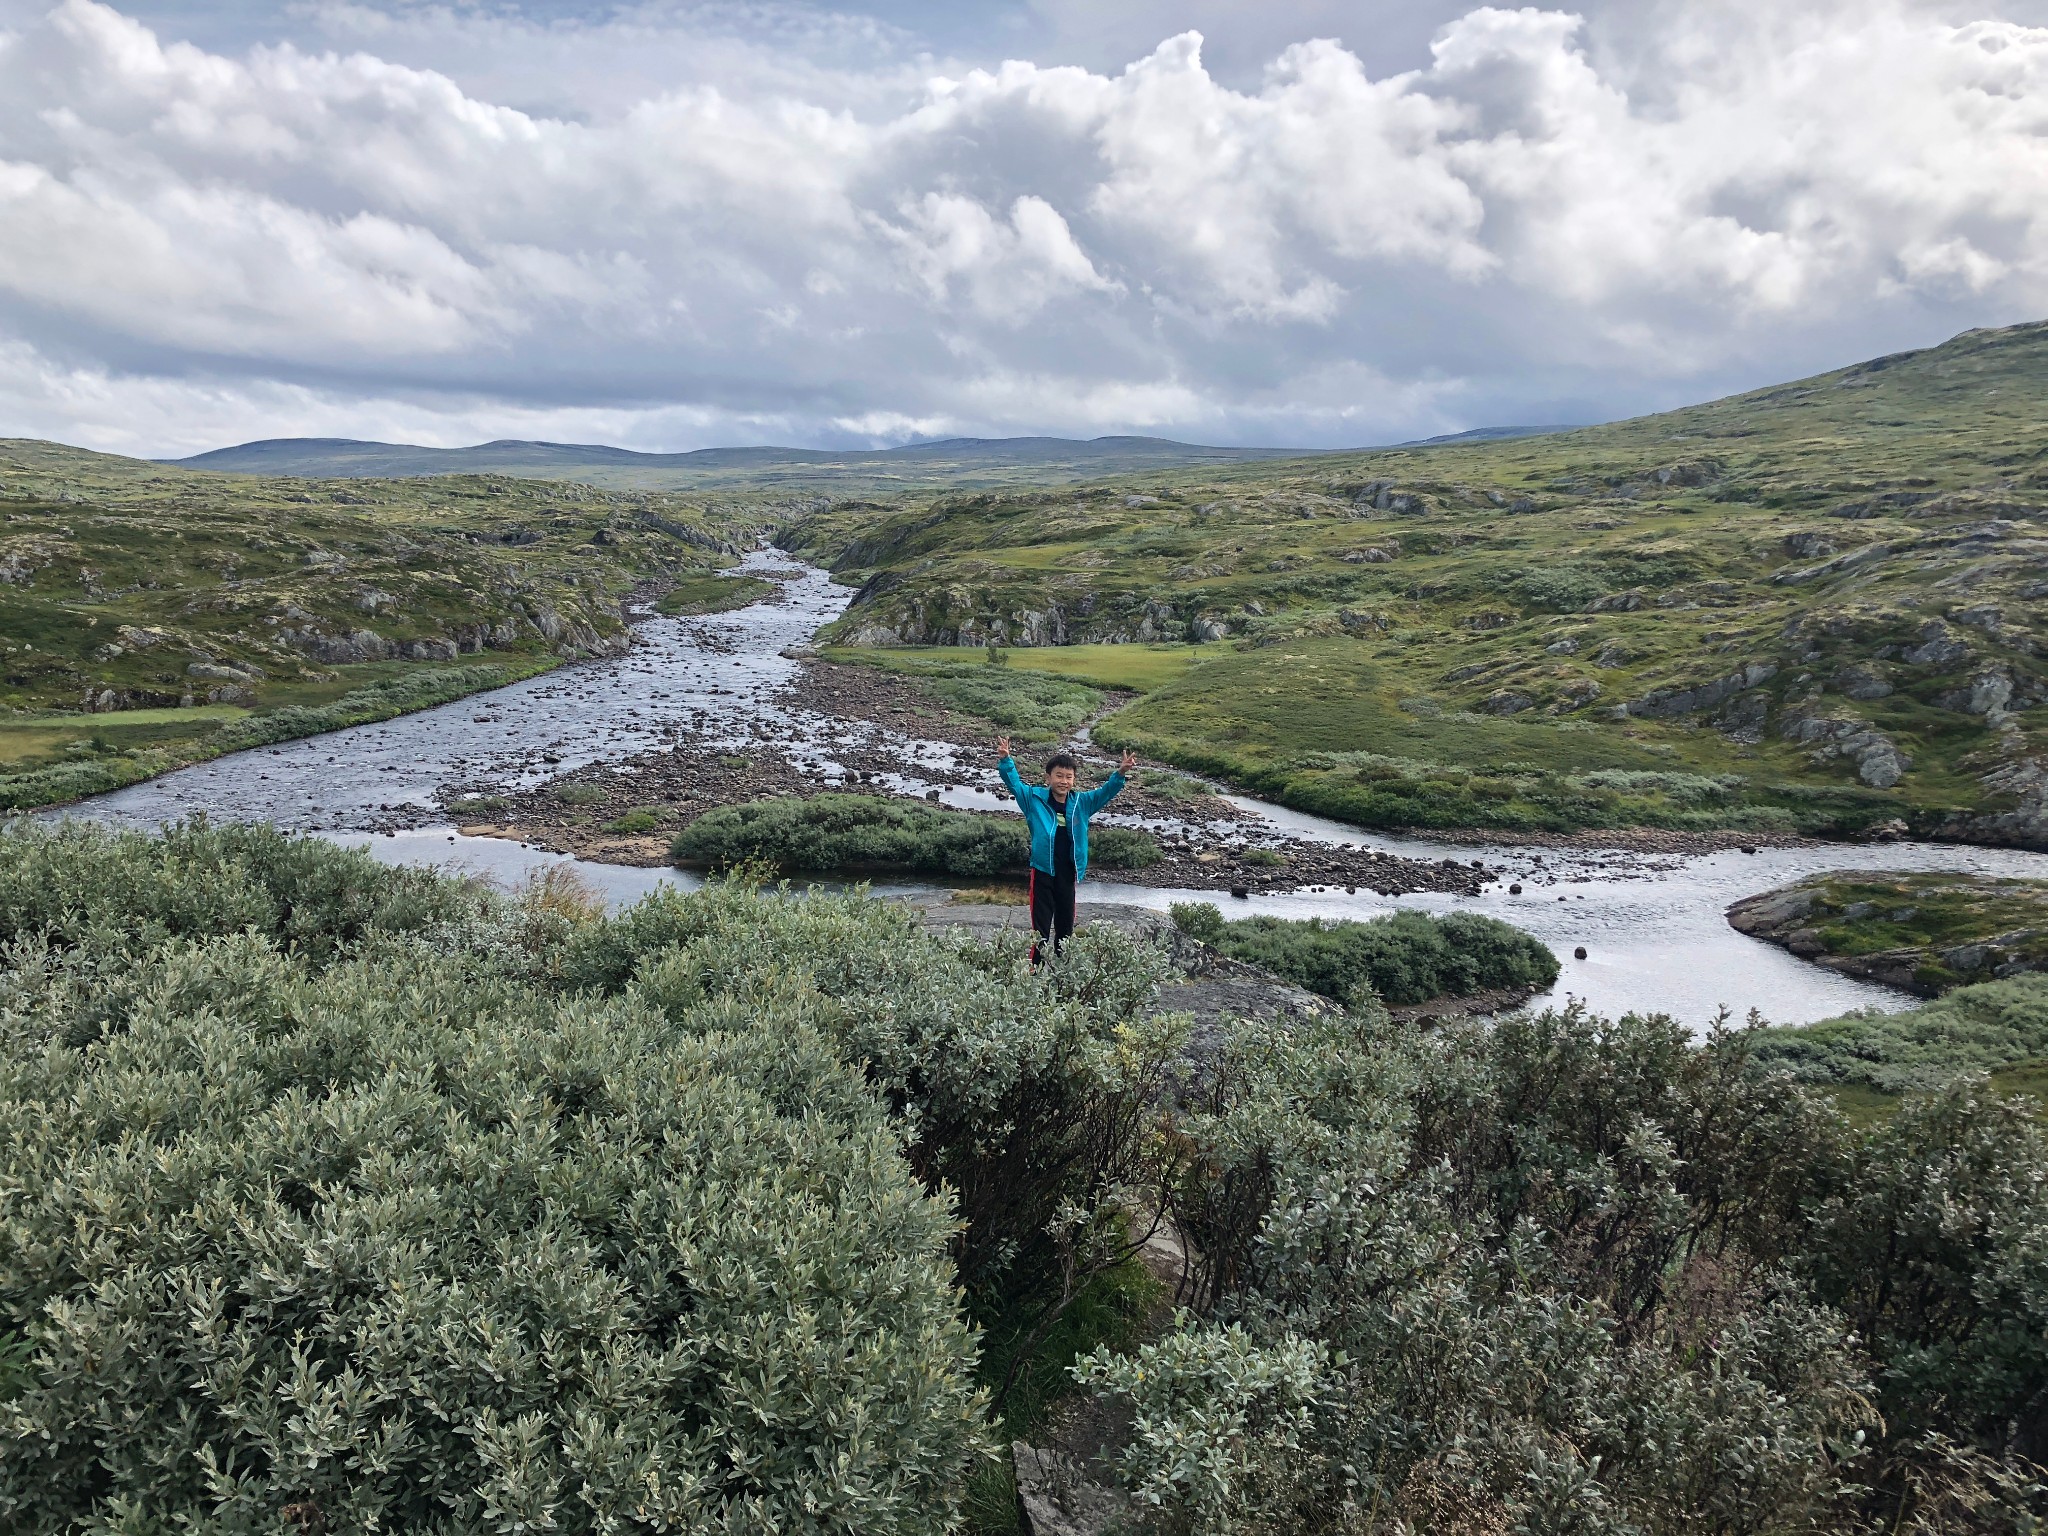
[672,792,1159,875]
[1087,1004,2048,1534]
[1170,901,1559,1005]
[0,816,491,957]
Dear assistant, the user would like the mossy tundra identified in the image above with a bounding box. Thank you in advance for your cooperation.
[0,439,785,807]
[788,321,2048,846]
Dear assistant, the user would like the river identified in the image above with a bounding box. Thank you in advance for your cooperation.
[70,551,2048,1029]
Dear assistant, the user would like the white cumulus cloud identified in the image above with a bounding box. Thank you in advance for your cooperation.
[0,0,2042,454]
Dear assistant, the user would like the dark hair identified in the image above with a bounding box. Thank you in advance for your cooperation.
[1044,751,1079,775]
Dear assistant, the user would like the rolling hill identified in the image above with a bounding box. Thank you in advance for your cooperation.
[0,439,787,808]
[785,321,2048,848]
[166,434,1339,492]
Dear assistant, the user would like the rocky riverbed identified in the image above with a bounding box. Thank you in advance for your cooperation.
[446,721,1496,898]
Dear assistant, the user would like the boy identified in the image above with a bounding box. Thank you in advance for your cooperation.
[995,733,1137,963]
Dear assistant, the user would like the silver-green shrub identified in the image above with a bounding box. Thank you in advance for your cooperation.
[0,817,498,959]
[0,859,988,1532]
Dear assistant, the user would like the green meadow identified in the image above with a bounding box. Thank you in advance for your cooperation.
[788,321,2048,843]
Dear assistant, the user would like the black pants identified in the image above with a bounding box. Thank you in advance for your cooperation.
[1029,866,1076,963]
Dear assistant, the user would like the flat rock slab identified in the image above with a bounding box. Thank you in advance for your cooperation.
[1012,1441,1129,1536]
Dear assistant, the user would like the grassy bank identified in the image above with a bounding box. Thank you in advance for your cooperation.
[788,321,2048,845]
[1729,871,2048,994]
[671,791,1160,875]
[653,572,775,615]
[0,658,558,810]
[1751,973,2048,1113]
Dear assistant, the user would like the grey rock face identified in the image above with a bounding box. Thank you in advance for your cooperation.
[1833,663,1893,701]
[1554,678,1603,712]
[1584,590,1646,612]
[1773,541,1890,585]
[1483,690,1535,715]
[1624,662,1776,720]
[1940,754,2048,849]
[1902,620,1972,670]
[1968,671,2015,716]
[1133,600,1182,642]
[1013,1443,1126,1536]
[1780,712,1913,787]
[280,626,392,663]
[187,661,264,684]
[1858,745,1909,788]
[843,624,903,646]
[1718,689,1770,738]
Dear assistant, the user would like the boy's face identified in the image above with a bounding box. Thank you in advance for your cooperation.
[1046,765,1077,795]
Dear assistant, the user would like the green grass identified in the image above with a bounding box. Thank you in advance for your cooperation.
[824,660,1105,741]
[0,659,558,810]
[1810,875,2048,961]
[826,641,1208,692]
[604,806,668,834]
[786,320,2048,842]
[1750,973,2048,1096]
[654,573,774,615]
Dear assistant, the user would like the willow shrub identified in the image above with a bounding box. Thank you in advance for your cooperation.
[1170,902,1558,1007]
[0,836,987,1534]
[557,875,1182,1296]
[671,793,1159,877]
[0,816,494,959]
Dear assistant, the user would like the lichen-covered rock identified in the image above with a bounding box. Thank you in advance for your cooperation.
[1625,661,1776,719]
[1729,871,2048,995]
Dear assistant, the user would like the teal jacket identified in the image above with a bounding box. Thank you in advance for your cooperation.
[999,757,1127,880]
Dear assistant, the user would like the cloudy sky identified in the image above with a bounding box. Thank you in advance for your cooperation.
[1,0,2046,457]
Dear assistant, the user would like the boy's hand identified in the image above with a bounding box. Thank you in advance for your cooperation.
[996,734,1012,759]
[1119,748,1138,772]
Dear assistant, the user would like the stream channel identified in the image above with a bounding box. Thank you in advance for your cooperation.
[69,551,2048,1029]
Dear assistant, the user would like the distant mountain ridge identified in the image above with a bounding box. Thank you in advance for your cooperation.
[162,427,1577,492]
[165,434,1330,491]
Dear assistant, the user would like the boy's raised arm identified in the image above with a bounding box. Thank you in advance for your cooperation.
[995,734,1028,801]
[1076,749,1137,813]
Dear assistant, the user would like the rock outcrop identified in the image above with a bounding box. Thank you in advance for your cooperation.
[1728,871,2048,995]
